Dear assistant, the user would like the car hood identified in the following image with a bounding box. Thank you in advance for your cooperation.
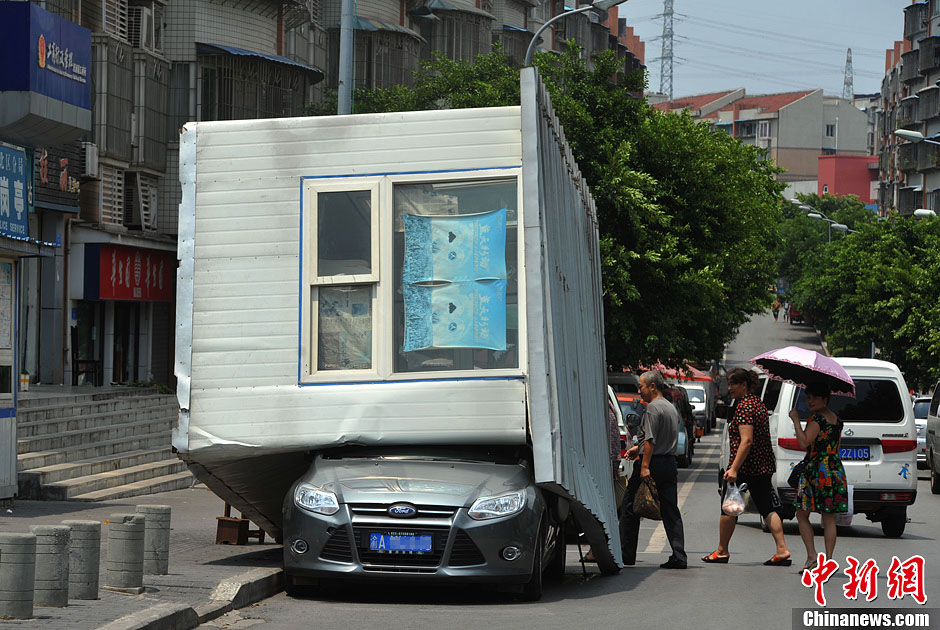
[304,457,532,507]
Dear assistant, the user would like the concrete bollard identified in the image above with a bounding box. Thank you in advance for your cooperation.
[30,525,70,607]
[0,532,37,619]
[104,514,146,594]
[62,520,101,600]
[136,505,171,575]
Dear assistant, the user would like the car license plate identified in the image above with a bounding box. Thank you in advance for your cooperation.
[368,533,432,554]
[840,447,870,461]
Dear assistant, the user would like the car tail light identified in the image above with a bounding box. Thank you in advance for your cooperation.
[881,439,917,453]
[879,492,913,501]
[778,438,803,451]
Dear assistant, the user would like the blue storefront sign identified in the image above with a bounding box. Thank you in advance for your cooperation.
[0,144,30,239]
[0,2,91,110]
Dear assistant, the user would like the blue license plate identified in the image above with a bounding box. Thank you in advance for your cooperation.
[369,533,432,553]
[840,447,871,461]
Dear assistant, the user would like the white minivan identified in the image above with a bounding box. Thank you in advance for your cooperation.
[720,358,917,538]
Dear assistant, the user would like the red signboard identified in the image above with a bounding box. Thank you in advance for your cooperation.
[97,244,173,301]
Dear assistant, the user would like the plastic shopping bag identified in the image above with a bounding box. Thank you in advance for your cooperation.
[633,477,662,521]
[835,484,854,527]
[721,482,748,516]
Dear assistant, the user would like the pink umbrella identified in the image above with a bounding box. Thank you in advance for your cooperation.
[749,346,855,398]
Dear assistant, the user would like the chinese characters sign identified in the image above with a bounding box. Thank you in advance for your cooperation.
[34,142,82,210]
[801,553,926,607]
[402,209,508,352]
[0,144,29,240]
[88,244,174,302]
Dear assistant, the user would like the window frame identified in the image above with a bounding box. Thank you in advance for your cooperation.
[299,168,525,384]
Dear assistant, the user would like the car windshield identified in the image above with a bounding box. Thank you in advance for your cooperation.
[684,387,705,402]
[914,399,930,420]
[619,399,644,418]
[792,378,905,423]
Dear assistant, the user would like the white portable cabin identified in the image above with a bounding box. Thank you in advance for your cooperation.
[173,68,622,567]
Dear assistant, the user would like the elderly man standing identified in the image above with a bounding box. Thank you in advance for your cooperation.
[622,370,687,569]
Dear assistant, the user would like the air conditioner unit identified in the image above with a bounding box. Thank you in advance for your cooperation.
[82,142,99,179]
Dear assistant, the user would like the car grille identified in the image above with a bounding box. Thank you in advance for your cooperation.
[349,504,457,520]
[319,527,353,563]
[353,526,448,568]
[448,529,485,566]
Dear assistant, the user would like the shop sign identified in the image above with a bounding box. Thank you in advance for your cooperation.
[0,2,92,110]
[87,244,174,302]
[0,144,30,239]
[34,141,82,210]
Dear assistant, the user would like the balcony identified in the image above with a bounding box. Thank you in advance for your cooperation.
[919,35,940,72]
[901,50,920,83]
[899,142,919,173]
[920,86,940,119]
[904,2,928,41]
[897,97,920,129]
[918,140,940,171]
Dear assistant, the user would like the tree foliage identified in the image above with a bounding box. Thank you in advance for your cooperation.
[306,44,785,368]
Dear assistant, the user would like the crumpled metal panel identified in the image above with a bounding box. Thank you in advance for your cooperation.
[520,67,621,568]
[174,122,197,453]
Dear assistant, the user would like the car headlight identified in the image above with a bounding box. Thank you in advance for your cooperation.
[468,490,527,520]
[294,483,340,515]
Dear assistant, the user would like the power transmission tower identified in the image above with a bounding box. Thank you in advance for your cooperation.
[842,48,854,101]
[660,0,674,100]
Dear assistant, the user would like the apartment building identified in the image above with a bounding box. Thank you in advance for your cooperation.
[654,89,868,187]
[878,1,940,216]
[0,0,644,389]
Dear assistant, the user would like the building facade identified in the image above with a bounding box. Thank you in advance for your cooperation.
[654,89,869,188]
[1,0,645,389]
[878,1,940,216]
[817,154,879,209]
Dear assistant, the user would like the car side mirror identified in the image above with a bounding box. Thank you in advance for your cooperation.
[715,403,730,420]
[625,413,641,432]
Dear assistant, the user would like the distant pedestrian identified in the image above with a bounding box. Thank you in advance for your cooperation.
[772,298,781,322]
[622,370,687,569]
[703,367,791,566]
[783,300,790,322]
[789,381,848,571]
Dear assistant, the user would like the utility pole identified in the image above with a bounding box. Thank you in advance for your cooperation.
[337,0,354,115]
[660,0,674,100]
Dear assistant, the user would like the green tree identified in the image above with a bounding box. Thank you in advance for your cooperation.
[306,44,784,368]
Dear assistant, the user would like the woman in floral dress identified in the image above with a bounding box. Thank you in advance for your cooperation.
[789,381,848,570]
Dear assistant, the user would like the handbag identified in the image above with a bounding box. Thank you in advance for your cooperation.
[788,457,809,489]
[633,476,662,520]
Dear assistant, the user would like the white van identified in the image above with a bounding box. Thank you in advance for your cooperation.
[720,358,917,538]
[923,382,940,494]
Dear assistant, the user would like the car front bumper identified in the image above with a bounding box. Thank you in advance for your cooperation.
[282,494,544,583]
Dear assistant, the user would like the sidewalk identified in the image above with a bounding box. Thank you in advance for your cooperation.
[0,485,284,630]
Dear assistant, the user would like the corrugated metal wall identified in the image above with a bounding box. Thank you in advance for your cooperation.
[520,68,621,565]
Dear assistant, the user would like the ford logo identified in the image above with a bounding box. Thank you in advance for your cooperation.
[388,503,417,518]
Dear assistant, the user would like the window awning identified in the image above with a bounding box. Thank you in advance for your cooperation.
[503,25,531,32]
[424,0,495,19]
[196,43,324,80]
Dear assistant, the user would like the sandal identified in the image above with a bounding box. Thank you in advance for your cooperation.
[701,550,730,564]
[763,554,792,566]
[801,559,818,572]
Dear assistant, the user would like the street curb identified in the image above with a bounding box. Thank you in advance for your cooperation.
[97,568,284,630]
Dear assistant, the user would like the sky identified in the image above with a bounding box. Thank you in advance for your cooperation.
[619,0,911,100]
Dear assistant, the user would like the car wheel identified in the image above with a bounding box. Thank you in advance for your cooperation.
[881,513,906,539]
[930,459,940,495]
[545,520,566,582]
[520,525,544,601]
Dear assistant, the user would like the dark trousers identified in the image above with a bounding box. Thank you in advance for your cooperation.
[621,454,687,565]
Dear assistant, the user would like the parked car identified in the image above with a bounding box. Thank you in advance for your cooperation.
[662,385,694,468]
[720,358,917,538]
[679,384,709,438]
[789,305,804,325]
[924,384,940,494]
[608,372,640,394]
[914,396,930,469]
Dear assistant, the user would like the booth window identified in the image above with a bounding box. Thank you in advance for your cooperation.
[307,185,379,372]
[392,178,518,373]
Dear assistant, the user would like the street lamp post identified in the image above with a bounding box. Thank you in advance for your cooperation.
[524,0,630,67]
[792,199,853,242]
[893,129,940,146]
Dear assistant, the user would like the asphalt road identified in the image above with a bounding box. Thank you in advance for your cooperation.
[201,313,940,630]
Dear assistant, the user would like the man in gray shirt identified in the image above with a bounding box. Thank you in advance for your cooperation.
[622,370,687,569]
